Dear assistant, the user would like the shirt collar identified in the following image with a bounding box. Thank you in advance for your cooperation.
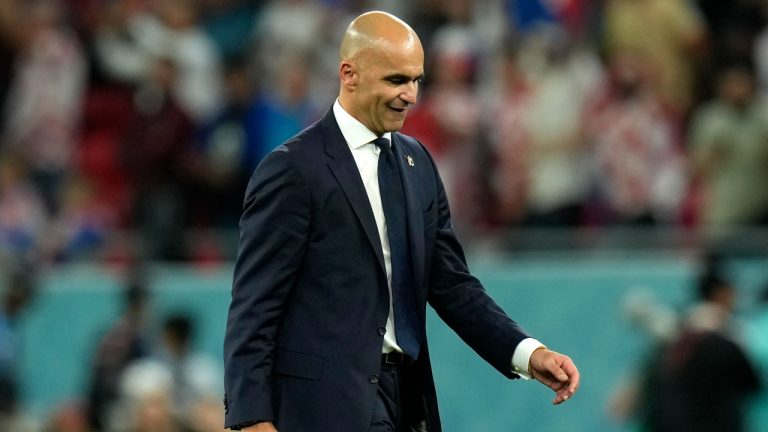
[333,99,392,150]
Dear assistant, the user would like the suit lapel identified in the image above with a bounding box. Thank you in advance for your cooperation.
[321,110,387,274]
[392,134,426,304]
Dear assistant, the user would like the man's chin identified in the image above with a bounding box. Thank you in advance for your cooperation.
[384,121,406,133]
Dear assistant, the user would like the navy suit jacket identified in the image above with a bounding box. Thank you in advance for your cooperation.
[223,108,531,431]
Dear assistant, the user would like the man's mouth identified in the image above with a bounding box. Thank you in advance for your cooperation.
[389,106,407,113]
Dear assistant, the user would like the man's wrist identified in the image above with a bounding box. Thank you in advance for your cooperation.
[511,338,546,379]
[528,345,548,377]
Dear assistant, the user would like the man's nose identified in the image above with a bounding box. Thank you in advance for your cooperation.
[400,82,418,105]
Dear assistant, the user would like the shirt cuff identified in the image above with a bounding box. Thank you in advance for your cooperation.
[511,338,545,380]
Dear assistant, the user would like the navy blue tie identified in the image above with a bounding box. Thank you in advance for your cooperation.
[372,137,420,359]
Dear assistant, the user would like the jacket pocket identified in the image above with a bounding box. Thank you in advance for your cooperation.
[274,348,325,381]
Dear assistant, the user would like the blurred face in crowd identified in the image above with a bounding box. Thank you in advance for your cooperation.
[713,284,737,313]
[717,67,755,108]
[156,0,197,29]
[338,12,424,136]
[610,50,649,97]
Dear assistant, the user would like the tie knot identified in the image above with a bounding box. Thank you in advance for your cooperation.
[372,137,391,153]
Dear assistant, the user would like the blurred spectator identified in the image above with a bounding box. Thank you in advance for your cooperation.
[85,273,151,431]
[191,52,318,232]
[114,360,180,432]
[607,287,680,424]
[410,0,477,49]
[153,0,224,122]
[255,0,325,69]
[403,23,484,230]
[0,153,48,258]
[189,58,256,229]
[603,0,705,116]
[253,0,346,109]
[506,0,560,33]
[515,25,600,226]
[75,84,136,227]
[118,313,221,431]
[487,41,533,226]
[0,0,86,216]
[248,53,320,169]
[91,0,153,84]
[157,313,221,428]
[746,284,768,430]
[186,397,226,432]
[753,1,768,98]
[0,264,37,431]
[121,57,195,261]
[688,64,768,232]
[583,49,686,225]
[93,0,224,122]
[43,175,115,262]
[700,0,762,90]
[505,0,594,36]
[200,0,259,62]
[0,0,19,109]
[45,402,92,432]
[643,267,761,432]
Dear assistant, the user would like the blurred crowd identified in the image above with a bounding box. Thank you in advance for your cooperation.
[2,2,768,430]
[1,0,768,265]
[0,266,225,432]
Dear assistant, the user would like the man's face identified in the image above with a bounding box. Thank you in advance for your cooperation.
[346,42,424,135]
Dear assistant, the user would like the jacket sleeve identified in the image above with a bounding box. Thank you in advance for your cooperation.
[425,155,530,379]
[223,147,311,428]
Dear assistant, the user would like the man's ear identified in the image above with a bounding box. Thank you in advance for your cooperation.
[340,61,357,88]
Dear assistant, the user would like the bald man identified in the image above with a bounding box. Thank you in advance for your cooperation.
[223,11,579,432]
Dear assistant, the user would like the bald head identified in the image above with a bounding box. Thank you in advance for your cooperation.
[337,12,424,135]
[340,11,420,62]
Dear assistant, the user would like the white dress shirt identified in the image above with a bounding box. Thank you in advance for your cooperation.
[332,100,542,378]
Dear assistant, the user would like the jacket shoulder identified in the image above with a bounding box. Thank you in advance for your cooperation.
[273,119,324,155]
[393,131,425,152]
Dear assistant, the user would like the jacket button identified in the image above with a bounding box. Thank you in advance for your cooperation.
[369,375,379,384]
[378,327,386,336]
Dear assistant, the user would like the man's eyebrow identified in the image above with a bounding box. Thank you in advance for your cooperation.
[384,73,425,82]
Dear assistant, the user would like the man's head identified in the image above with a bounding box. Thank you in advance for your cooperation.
[1,267,36,319]
[715,63,755,108]
[337,11,424,136]
[162,313,193,356]
[697,271,736,312]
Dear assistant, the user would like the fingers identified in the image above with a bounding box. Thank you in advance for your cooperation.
[552,357,580,405]
[542,354,580,405]
[538,355,569,383]
[531,350,581,405]
[549,362,569,382]
[562,359,581,394]
[553,387,572,405]
[535,373,564,392]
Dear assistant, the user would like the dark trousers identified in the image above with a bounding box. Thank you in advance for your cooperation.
[369,360,428,432]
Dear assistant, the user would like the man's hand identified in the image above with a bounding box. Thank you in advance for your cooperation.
[242,422,277,432]
[529,348,580,405]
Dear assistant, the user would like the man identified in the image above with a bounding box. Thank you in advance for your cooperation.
[0,265,36,431]
[644,267,760,431]
[86,273,151,430]
[223,11,580,432]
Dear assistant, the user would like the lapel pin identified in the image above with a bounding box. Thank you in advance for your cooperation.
[406,155,415,167]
